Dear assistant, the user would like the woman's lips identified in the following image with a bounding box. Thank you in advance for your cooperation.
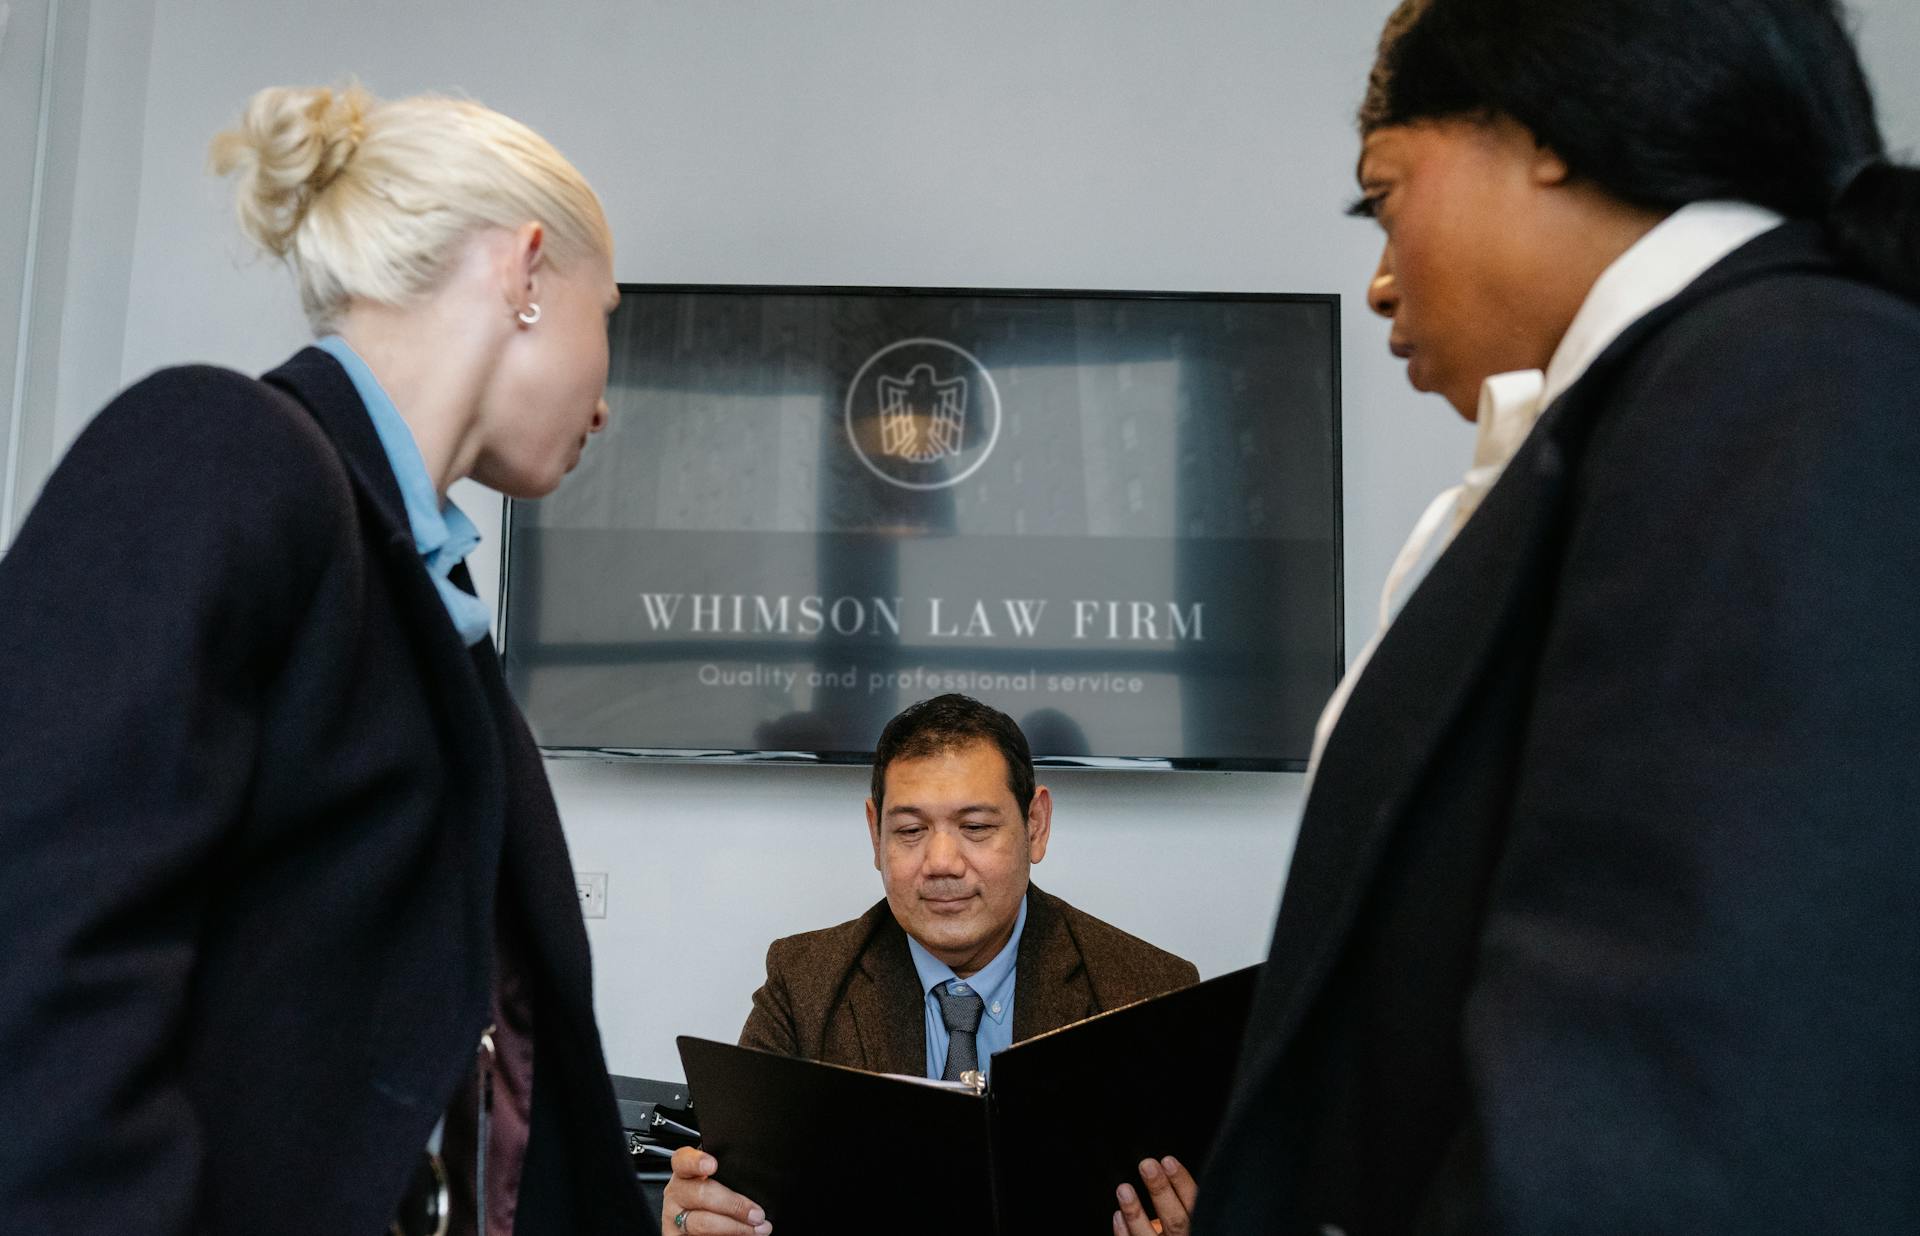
[1389,338,1414,360]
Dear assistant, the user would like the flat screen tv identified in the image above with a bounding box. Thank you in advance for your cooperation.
[499,284,1342,771]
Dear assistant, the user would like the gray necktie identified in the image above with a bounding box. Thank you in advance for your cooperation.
[935,983,986,1082]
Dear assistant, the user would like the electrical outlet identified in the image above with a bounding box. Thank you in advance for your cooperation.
[575,871,608,919]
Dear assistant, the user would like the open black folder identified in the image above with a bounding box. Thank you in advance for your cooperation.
[676,964,1260,1236]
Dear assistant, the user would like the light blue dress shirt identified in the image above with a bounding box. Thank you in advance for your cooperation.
[906,894,1027,1082]
[313,335,491,646]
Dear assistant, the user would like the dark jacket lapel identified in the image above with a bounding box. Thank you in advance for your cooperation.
[1011,885,1094,1041]
[261,347,507,946]
[265,347,416,550]
[1247,223,1840,1073]
[1249,414,1575,1054]
[840,885,1095,1072]
[845,904,930,1076]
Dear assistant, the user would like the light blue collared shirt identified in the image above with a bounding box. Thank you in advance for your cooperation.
[907,894,1027,1082]
[314,335,491,646]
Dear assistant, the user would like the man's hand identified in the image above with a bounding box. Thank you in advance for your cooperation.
[660,1147,772,1236]
[1113,1155,1197,1236]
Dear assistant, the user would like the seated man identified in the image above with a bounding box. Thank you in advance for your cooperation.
[743,692,1198,1077]
[662,693,1199,1235]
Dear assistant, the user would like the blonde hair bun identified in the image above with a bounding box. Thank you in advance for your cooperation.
[208,82,611,333]
[209,84,372,259]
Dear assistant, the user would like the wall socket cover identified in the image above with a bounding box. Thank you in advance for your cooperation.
[574,871,608,919]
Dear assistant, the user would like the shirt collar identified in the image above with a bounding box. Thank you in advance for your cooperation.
[1460,200,1786,516]
[312,334,481,569]
[906,892,1027,1027]
[1541,199,1785,408]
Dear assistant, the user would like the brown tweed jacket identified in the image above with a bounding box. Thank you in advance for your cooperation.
[739,884,1199,1074]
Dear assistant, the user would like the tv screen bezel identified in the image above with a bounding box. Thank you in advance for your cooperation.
[498,282,1344,773]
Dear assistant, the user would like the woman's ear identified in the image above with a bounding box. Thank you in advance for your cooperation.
[1485,115,1570,191]
[1531,140,1573,188]
[504,221,546,312]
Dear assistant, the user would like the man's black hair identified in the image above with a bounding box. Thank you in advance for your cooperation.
[870,694,1035,821]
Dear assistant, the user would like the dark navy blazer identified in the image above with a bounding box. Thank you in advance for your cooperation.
[1200,225,1920,1235]
[0,349,646,1235]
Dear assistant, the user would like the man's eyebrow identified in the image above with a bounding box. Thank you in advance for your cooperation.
[884,803,1005,819]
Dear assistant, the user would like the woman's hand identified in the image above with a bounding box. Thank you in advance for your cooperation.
[1113,1155,1197,1236]
[660,1147,771,1236]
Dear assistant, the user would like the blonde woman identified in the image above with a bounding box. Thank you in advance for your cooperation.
[0,85,638,1235]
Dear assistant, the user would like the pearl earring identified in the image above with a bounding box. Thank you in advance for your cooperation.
[517,303,542,326]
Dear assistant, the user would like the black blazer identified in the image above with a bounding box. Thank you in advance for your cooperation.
[1199,225,1920,1234]
[0,349,645,1235]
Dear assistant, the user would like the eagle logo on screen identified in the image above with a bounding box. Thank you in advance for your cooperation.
[876,364,969,463]
[845,337,1002,491]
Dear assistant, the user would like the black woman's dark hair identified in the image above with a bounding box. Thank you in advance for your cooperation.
[870,694,1035,821]
[1360,0,1920,300]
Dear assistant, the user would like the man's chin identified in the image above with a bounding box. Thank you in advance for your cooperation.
[908,915,985,957]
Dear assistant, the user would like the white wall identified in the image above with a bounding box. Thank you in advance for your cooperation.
[19,0,1920,1082]
[3,0,156,543]
[108,0,1433,1083]
[0,0,53,541]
